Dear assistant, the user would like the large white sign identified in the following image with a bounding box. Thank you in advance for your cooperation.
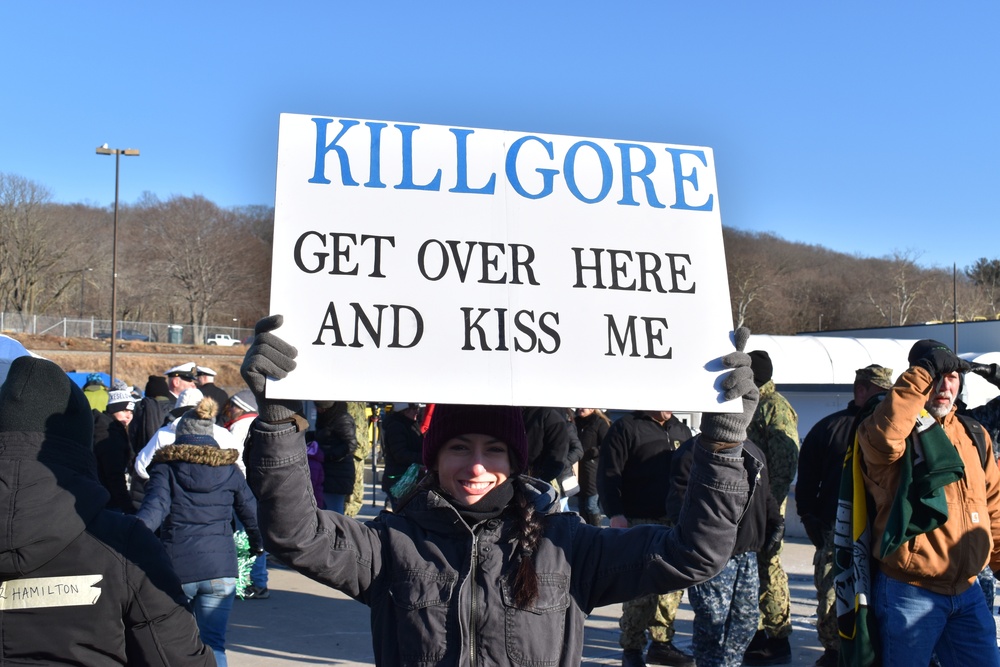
[268,114,738,411]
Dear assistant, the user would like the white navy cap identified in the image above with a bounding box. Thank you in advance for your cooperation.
[164,361,197,381]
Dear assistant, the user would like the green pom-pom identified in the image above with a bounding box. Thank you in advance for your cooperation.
[233,530,257,598]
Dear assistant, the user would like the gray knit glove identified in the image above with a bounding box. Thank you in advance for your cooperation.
[240,314,302,423]
[699,327,759,445]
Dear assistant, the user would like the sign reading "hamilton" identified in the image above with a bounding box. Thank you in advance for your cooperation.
[267,114,738,412]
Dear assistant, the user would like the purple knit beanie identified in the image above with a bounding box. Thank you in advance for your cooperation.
[422,404,528,472]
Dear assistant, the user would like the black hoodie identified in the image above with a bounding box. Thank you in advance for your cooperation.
[0,356,213,665]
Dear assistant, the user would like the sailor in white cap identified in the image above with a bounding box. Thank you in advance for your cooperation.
[164,362,198,399]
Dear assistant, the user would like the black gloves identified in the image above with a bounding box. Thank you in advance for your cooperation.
[763,518,785,558]
[971,363,1000,390]
[700,327,759,445]
[801,515,827,549]
[908,339,971,378]
[240,314,303,423]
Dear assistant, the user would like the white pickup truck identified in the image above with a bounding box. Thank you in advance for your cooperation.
[205,333,240,346]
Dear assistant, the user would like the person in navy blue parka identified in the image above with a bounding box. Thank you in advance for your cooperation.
[138,396,262,667]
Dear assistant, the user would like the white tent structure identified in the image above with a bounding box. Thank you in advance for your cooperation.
[727,334,1000,539]
[744,334,1000,439]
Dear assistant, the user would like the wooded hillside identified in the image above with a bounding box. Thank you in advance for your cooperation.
[3,172,997,337]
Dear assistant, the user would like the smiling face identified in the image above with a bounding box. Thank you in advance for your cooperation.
[434,433,511,505]
[926,372,961,419]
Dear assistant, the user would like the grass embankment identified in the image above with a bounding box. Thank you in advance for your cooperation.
[9,334,248,395]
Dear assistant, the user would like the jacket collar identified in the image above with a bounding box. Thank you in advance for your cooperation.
[151,443,239,467]
[398,475,560,535]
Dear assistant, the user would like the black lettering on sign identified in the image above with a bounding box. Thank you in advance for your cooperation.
[312,302,423,348]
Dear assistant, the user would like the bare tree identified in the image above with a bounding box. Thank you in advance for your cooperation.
[863,250,930,326]
[136,195,269,341]
[921,268,989,323]
[966,257,1000,316]
[0,174,74,322]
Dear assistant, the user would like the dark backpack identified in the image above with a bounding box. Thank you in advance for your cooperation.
[956,413,992,470]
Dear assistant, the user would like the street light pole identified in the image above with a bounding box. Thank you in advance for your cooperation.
[96,144,139,385]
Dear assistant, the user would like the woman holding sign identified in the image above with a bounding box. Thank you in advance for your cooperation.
[240,315,761,667]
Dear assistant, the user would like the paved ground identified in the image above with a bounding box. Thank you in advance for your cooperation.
[227,486,833,667]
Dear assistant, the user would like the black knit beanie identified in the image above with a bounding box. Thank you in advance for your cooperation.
[0,356,94,450]
[748,350,774,388]
[907,339,953,366]
[144,374,172,400]
[422,404,528,472]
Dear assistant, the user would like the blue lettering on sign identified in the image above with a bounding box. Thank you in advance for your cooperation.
[306,118,715,212]
[664,148,714,211]
[364,122,388,189]
[449,129,496,195]
[564,141,612,204]
[615,143,665,209]
[506,136,557,200]
[309,119,360,186]
[395,124,442,191]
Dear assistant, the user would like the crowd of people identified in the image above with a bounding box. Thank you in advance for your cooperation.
[3,323,1000,667]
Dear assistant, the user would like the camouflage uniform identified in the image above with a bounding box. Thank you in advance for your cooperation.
[618,517,684,649]
[814,530,839,651]
[344,402,371,517]
[746,380,799,639]
[687,551,760,667]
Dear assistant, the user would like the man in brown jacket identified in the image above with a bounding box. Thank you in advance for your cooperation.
[858,339,1000,667]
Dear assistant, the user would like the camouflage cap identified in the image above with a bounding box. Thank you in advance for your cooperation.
[856,364,894,390]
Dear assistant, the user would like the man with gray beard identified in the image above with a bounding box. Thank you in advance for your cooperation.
[856,339,1000,667]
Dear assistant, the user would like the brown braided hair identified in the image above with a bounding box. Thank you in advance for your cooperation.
[509,478,545,607]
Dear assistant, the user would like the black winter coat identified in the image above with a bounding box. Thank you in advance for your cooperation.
[668,438,782,556]
[575,412,610,497]
[138,443,261,584]
[129,395,170,455]
[314,403,360,495]
[0,431,214,665]
[245,423,756,667]
[198,382,231,424]
[93,410,137,513]
[796,401,860,532]
[381,410,423,493]
[597,412,692,519]
[522,406,569,482]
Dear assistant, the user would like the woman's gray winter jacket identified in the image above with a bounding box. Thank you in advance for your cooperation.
[247,423,757,667]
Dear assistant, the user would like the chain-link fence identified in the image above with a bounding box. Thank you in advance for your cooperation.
[0,312,254,345]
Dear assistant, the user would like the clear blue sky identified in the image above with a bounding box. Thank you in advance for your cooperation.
[3,2,997,270]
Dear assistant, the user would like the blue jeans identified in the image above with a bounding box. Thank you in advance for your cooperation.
[182,577,236,667]
[250,551,268,588]
[579,494,600,516]
[873,571,1000,667]
[324,492,346,514]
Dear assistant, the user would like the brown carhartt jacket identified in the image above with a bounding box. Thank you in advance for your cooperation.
[859,366,1000,595]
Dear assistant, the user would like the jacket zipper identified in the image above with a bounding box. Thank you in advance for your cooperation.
[469,531,479,666]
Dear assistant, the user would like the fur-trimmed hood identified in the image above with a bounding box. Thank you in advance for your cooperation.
[151,444,239,467]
